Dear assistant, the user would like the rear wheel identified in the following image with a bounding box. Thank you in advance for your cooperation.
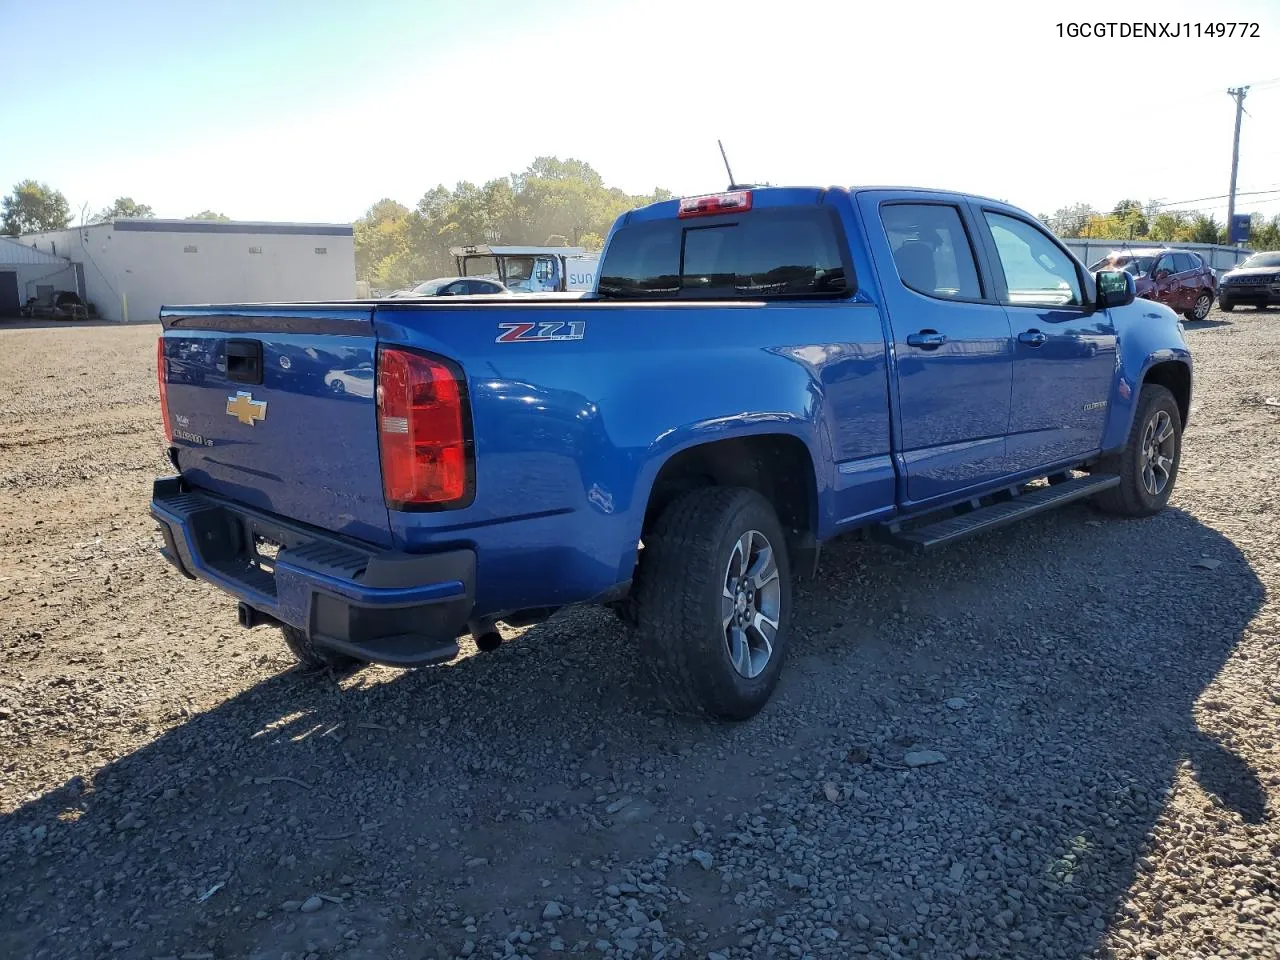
[1091,384,1182,517]
[281,626,360,671]
[632,488,791,720]
[1185,291,1213,321]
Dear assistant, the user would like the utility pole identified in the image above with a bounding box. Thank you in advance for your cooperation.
[1226,86,1249,236]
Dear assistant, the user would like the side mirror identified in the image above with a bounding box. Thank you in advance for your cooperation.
[1096,269,1136,308]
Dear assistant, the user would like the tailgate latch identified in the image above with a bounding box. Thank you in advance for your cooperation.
[225,339,264,384]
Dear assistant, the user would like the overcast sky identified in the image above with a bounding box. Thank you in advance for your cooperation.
[4,0,1279,224]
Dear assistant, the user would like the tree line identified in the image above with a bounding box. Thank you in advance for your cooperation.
[1040,198,1280,250]
[0,180,229,235]
[354,157,672,289]
[10,174,1278,272]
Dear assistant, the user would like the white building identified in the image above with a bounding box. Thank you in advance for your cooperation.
[0,236,81,315]
[19,219,356,322]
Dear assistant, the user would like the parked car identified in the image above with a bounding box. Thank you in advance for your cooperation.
[153,185,1190,721]
[386,277,510,298]
[1088,247,1216,321]
[1218,251,1280,311]
[324,364,375,398]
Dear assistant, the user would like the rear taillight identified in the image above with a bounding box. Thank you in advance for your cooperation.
[678,190,752,218]
[377,347,472,509]
[156,337,173,443]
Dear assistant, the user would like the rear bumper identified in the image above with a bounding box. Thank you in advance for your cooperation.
[150,477,474,666]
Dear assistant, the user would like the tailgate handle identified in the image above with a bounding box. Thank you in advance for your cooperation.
[225,339,263,384]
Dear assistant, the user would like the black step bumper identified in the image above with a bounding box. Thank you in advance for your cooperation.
[150,477,473,666]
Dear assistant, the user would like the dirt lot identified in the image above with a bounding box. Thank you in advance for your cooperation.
[1,311,1278,960]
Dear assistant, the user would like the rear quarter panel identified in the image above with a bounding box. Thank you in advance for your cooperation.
[373,297,891,613]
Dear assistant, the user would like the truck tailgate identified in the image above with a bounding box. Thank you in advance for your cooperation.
[160,307,391,547]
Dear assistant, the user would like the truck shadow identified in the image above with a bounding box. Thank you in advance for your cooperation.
[0,506,1266,959]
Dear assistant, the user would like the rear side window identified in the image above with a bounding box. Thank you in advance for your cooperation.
[597,208,851,300]
[1174,252,1197,273]
[881,203,983,300]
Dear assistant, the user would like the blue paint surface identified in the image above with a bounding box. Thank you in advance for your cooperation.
[157,186,1191,623]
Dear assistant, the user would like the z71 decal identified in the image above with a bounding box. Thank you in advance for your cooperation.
[496,321,586,343]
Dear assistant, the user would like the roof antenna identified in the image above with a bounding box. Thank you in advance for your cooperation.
[718,139,739,190]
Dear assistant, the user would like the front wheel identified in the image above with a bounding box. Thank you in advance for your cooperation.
[1091,384,1182,517]
[632,488,792,720]
[1219,299,1235,312]
[1185,291,1213,321]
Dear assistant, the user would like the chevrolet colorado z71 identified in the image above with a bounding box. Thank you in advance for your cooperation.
[152,186,1191,719]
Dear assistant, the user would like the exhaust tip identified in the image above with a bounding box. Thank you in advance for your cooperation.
[468,617,503,652]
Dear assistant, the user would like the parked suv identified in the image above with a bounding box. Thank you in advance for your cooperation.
[1089,247,1216,320]
[1218,251,1280,311]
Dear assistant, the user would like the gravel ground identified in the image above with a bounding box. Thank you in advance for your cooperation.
[1,309,1278,960]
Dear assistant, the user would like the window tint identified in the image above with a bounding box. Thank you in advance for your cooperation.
[597,208,850,300]
[1154,254,1176,277]
[1173,252,1196,273]
[983,212,1082,307]
[880,204,982,300]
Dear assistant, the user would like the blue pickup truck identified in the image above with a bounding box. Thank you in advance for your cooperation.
[152,186,1191,719]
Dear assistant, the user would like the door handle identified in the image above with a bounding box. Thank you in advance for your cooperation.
[1018,330,1048,347]
[906,330,947,349]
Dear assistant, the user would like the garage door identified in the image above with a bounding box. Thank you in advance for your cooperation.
[0,271,19,315]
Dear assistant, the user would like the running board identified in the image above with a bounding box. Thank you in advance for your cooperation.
[877,474,1121,554]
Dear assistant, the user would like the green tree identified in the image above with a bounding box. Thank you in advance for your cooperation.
[187,210,230,221]
[90,197,154,223]
[1248,213,1280,251]
[1187,213,1220,244]
[353,157,673,285]
[1,180,72,235]
[1046,202,1098,238]
[1148,211,1190,242]
[353,199,415,286]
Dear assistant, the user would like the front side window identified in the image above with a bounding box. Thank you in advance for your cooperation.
[598,207,850,300]
[1154,254,1176,277]
[881,203,983,300]
[983,212,1082,307]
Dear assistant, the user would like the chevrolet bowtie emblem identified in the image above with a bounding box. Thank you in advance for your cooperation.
[226,391,267,426]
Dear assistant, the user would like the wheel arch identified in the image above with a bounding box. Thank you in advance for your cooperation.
[1143,359,1192,427]
[637,432,821,573]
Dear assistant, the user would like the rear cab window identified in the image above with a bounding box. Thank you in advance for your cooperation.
[597,205,852,300]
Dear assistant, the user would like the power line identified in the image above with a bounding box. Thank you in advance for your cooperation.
[1042,188,1280,227]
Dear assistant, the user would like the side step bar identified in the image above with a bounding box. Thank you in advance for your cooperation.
[877,474,1121,554]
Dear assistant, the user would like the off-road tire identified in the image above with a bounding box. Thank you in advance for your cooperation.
[632,487,792,720]
[1091,384,1182,517]
[281,626,360,671]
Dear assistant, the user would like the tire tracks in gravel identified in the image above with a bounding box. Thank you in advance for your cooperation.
[1,314,1279,960]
